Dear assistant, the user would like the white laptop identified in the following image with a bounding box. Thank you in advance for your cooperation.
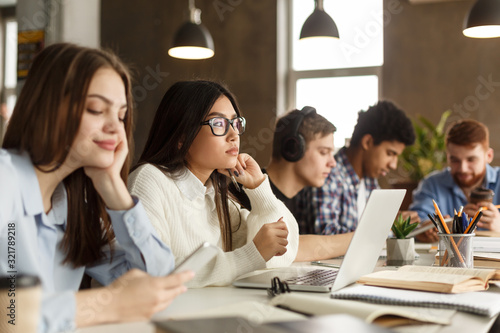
[233,189,406,293]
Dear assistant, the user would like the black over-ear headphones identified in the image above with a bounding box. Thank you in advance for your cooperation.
[280,106,317,162]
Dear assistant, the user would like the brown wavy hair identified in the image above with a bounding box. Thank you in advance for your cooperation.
[446,119,489,150]
[3,43,134,267]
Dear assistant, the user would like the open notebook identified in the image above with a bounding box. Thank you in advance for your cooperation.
[233,189,406,292]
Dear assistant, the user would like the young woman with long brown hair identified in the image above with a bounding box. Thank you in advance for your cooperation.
[128,80,299,287]
[0,43,192,333]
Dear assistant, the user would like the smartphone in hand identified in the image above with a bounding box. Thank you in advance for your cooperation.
[172,242,219,274]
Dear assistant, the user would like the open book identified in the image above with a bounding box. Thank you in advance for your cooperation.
[434,252,500,269]
[357,265,500,293]
[155,314,401,333]
[164,300,306,324]
[474,253,500,268]
[476,230,500,237]
[160,297,453,329]
[269,293,454,327]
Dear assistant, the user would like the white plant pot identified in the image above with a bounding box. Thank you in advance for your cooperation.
[386,237,415,266]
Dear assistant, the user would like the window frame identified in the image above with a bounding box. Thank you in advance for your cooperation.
[0,7,16,141]
[283,1,383,120]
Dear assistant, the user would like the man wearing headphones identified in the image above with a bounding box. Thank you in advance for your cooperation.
[265,107,354,261]
[297,101,418,236]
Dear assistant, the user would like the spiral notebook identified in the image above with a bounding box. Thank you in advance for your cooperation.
[331,285,500,317]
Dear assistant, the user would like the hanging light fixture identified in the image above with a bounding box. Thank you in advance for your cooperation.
[168,0,214,60]
[299,0,339,41]
[463,0,500,38]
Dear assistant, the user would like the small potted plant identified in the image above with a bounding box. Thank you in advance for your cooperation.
[386,214,419,266]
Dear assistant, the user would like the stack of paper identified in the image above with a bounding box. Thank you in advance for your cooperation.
[473,237,500,253]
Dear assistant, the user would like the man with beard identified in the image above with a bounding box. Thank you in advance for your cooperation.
[410,119,500,240]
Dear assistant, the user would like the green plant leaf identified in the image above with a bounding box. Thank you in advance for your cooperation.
[392,215,417,239]
[418,116,436,134]
[403,216,412,228]
[402,222,419,237]
[391,224,406,239]
[397,110,449,182]
[436,110,452,134]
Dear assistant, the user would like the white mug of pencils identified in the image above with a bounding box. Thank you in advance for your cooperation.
[430,200,479,268]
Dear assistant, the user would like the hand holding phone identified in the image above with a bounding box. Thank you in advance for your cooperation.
[172,242,219,274]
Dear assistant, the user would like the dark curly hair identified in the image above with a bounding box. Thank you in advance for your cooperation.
[349,101,415,148]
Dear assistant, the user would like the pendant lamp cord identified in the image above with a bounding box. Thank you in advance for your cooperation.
[189,0,202,24]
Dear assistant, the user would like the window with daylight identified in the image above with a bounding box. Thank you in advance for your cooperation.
[288,0,383,148]
[4,18,17,112]
[0,17,17,141]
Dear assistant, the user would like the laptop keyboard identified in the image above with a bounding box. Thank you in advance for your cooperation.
[284,269,338,287]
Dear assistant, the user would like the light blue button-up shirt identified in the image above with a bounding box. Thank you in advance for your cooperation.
[410,164,500,221]
[0,149,175,333]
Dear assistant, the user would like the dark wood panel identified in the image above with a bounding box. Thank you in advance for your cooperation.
[101,0,277,165]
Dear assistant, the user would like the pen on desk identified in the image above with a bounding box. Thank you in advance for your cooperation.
[433,200,450,234]
[480,204,500,210]
[467,211,482,234]
[427,214,441,233]
[227,169,241,192]
[433,200,465,266]
[461,212,468,232]
[453,215,460,234]
[445,208,483,266]
[275,305,313,317]
[458,216,464,234]
[465,208,483,234]
[463,207,483,233]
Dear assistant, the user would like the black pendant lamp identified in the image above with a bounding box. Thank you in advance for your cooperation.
[299,0,339,40]
[463,0,500,38]
[168,0,214,59]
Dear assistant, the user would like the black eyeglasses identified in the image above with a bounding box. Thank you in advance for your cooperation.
[201,116,246,136]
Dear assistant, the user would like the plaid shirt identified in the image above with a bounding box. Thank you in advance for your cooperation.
[311,147,379,235]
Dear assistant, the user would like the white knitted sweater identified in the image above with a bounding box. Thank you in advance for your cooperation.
[128,164,299,287]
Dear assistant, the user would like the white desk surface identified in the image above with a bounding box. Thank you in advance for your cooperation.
[77,248,499,333]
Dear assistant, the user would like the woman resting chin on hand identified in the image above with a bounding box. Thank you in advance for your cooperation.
[0,43,192,333]
[128,80,299,288]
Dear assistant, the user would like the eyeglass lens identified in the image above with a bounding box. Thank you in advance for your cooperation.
[211,117,244,136]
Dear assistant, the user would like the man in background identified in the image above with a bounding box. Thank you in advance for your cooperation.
[410,119,500,239]
[264,107,353,261]
[298,101,418,236]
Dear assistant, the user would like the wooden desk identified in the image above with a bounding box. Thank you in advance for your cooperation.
[77,250,498,333]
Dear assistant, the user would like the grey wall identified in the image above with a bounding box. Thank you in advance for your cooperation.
[101,0,277,166]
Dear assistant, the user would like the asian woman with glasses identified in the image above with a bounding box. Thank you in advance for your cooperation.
[0,43,193,333]
[128,80,299,287]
